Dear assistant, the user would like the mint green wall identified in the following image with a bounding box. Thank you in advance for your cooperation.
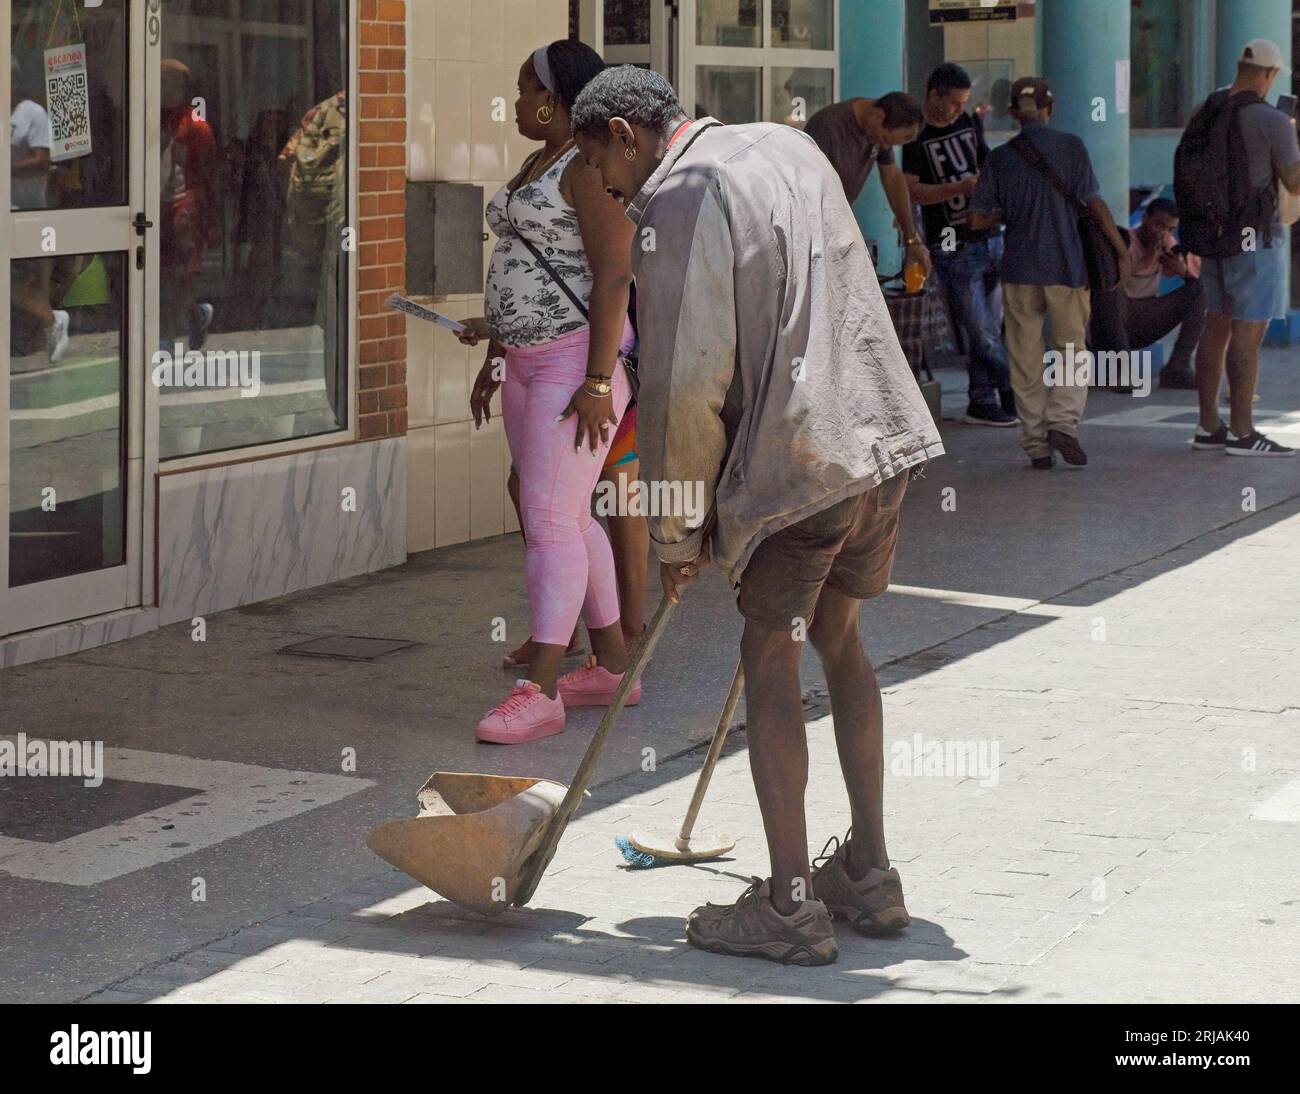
[1131,132,1180,190]
[840,0,906,274]
[1042,0,1131,216]
[1216,0,1292,85]
[1117,1,1215,194]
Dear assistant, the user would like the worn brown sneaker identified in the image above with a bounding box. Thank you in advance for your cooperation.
[811,831,910,936]
[686,877,838,966]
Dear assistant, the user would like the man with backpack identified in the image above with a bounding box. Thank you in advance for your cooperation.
[968,77,1129,470]
[1175,39,1300,457]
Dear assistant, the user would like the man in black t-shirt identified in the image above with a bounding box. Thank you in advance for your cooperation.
[903,63,1016,427]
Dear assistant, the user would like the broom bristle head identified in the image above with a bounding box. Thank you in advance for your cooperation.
[615,835,661,869]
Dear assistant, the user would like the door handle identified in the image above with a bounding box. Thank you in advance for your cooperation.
[133,212,154,236]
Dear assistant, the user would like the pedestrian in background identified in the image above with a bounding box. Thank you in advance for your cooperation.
[1088,198,1205,392]
[903,63,1016,427]
[1176,39,1300,457]
[968,77,1129,470]
[804,92,931,277]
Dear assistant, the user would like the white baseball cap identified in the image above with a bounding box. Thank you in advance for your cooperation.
[1239,38,1291,74]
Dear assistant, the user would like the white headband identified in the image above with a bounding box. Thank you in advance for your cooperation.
[532,46,556,95]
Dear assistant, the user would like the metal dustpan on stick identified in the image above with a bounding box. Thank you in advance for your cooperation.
[367,596,677,916]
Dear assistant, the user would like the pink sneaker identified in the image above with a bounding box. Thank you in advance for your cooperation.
[475,680,566,744]
[557,663,641,708]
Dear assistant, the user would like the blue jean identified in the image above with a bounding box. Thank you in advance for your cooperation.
[932,236,1011,406]
[1202,243,1287,322]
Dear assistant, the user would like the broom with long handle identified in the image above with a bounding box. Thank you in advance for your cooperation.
[512,593,678,907]
[617,660,743,867]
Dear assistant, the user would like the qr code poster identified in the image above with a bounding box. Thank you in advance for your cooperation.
[43,43,93,163]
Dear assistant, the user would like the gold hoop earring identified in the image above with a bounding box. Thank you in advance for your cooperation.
[624,146,637,161]
[536,104,554,124]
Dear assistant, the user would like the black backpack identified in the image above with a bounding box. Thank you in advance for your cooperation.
[1174,89,1277,258]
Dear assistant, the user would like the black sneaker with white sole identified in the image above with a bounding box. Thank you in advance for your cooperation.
[1191,423,1228,449]
[963,402,1018,427]
[1224,430,1294,457]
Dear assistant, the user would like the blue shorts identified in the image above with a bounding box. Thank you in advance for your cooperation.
[1202,242,1287,322]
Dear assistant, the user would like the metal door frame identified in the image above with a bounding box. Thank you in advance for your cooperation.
[0,0,154,636]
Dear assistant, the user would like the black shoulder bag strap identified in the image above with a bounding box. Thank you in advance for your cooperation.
[505,168,642,394]
[505,167,592,321]
[1009,133,1087,217]
[1010,133,1118,292]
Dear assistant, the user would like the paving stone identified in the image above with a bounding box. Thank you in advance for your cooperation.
[39,496,1300,1004]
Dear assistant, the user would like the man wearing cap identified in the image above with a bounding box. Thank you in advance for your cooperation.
[968,76,1129,470]
[1180,39,1300,458]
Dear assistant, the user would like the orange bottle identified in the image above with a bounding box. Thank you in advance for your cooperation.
[904,260,926,294]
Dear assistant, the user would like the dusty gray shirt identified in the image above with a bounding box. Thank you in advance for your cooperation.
[626,119,943,584]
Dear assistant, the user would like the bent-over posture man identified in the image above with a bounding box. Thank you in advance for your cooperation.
[804,92,931,276]
[573,67,944,965]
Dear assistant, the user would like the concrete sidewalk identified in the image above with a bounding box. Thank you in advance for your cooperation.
[82,495,1300,1004]
[2,349,1298,1003]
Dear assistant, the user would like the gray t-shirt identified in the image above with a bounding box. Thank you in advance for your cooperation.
[804,100,895,205]
[1232,96,1300,234]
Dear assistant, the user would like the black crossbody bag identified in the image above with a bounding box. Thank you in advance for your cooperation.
[1010,134,1120,294]
[505,176,639,398]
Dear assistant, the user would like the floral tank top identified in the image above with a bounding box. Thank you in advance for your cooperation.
[484,146,592,348]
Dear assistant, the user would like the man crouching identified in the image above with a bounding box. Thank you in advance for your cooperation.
[572,67,944,966]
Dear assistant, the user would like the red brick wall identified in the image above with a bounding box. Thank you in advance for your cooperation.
[356,0,408,440]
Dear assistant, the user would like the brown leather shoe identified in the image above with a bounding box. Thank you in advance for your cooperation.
[1047,429,1088,466]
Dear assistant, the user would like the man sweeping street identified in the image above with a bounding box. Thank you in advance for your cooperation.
[572,67,944,965]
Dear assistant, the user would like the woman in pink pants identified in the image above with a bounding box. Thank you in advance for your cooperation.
[460,40,640,744]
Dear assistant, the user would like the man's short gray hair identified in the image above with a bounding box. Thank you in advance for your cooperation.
[570,65,683,141]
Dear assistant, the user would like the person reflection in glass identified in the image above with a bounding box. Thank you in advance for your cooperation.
[9,55,63,361]
[281,90,347,424]
[159,59,218,351]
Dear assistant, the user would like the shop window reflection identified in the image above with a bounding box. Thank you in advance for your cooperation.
[157,0,348,459]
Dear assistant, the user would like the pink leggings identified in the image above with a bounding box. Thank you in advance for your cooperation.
[503,321,634,647]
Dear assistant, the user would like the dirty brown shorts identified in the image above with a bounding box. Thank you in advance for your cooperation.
[736,471,909,630]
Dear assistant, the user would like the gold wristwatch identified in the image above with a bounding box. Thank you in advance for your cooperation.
[584,376,613,396]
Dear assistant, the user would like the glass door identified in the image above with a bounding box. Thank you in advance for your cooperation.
[2,0,146,636]
[154,0,351,461]
[681,0,837,125]
[575,1,676,82]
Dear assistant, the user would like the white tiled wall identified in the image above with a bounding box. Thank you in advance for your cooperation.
[407,0,569,551]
